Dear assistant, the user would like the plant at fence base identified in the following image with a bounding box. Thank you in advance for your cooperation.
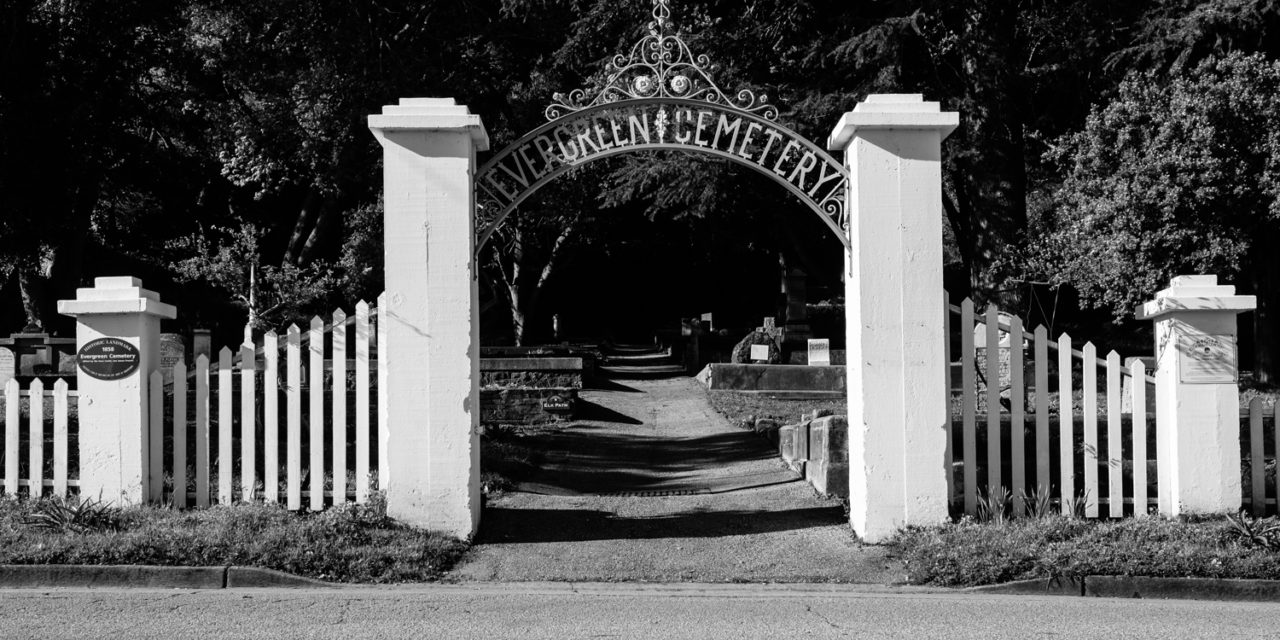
[976,486,1012,523]
[1019,486,1054,519]
[22,496,121,534]
[1225,510,1280,551]
[1061,490,1092,519]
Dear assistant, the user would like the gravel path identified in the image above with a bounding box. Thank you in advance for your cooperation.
[450,377,904,583]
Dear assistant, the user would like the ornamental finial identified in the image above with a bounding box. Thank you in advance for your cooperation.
[544,0,777,121]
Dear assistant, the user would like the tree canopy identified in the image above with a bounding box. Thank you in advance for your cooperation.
[3,0,1280,371]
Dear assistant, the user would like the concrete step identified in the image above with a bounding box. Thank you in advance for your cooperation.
[598,363,688,379]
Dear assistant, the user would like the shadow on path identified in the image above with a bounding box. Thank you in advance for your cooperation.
[476,505,847,543]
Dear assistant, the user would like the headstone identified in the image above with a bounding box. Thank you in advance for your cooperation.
[808,338,831,366]
[160,334,186,384]
[700,312,713,331]
[0,347,14,388]
[192,329,212,361]
[750,344,770,362]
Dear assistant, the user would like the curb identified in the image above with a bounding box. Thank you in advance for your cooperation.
[966,575,1280,602]
[0,565,335,589]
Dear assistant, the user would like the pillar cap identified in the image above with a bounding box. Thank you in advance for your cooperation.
[368,98,490,151]
[57,276,177,320]
[1136,274,1256,320]
[828,94,959,151]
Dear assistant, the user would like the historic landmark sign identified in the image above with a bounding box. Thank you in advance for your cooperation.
[76,337,141,381]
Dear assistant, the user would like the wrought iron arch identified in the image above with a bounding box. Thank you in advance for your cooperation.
[474,0,849,253]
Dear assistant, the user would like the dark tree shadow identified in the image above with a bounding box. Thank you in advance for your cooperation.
[572,399,644,424]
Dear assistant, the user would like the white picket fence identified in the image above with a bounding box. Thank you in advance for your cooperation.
[0,378,76,498]
[149,295,387,510]
[948,296,1155,517]
[948,295,1280,518]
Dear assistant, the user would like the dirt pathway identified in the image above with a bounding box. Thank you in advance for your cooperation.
[449,377,904,583]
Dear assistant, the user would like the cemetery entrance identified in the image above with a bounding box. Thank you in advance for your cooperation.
[368,0,958,542]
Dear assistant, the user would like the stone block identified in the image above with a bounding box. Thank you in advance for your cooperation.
[779,422,809,463]
[807,415,849,497]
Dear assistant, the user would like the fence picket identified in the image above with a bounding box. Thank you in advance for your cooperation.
[195,354,210,508]
[287,324,301,510]
[985,306,1001,499]
[355,301,371,503]
[218,347,233,505]
[1010,317,1025,514]
[1106,351,1123,517]
[173,362,188,508]
[241,344,257,503]
[1082,342,1099,518]
[3,380,15,496]
[309,316,324,511]
[53,380,69,499]
[1132,360,1148,515]
[1034,326,1050,499]
[264,332,279,504]
[377,292,389,491]
[1058,334,1074,514]
[333,309,347,504]
[148,372,162,502]
[1274,400,1280,515]
[943,292,954,508]
[961,298,977,514]
[28,379,43,497]
[1251,397,1266,516]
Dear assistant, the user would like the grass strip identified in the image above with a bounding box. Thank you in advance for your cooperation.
[889,514,1280,587]
[0,496,466,583]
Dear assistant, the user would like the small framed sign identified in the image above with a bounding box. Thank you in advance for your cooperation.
[543,394,574,413]
[750,344,770,362]
[77,337,141,381]
[807,338,831,366]
[1178,334,1237,384]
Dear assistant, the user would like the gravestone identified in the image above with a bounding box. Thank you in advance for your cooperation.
[807,338,831,366]
[192,329,212,361]
[160,334,185,384]
[731,329,781,364]
[0,347,14,388]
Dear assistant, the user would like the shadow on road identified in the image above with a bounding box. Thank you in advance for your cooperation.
[476,505,846,543]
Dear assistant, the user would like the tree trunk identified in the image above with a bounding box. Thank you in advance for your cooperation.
[1251,227,1280,385]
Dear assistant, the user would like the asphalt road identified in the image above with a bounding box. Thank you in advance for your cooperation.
[4,583,1280,639]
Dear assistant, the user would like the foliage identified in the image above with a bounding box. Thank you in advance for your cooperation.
[890,514,1280,587]
[0,496,468,583]
[1033,53,1280,317]
[21,496,120,534]
[168,223,338,331]
[1225,510,1280,549]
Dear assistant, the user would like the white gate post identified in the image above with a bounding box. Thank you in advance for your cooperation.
[1137,275,1254,515]
[58,276,176,504]
[368,98,488,538]
[828,95,958,542]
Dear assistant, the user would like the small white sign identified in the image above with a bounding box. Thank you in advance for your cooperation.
[750,344,770,362]
[807,339,830,366]
[1178,333,1237,384]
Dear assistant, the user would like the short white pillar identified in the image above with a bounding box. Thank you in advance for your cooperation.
[828,94,958,542]
[57,277,176,504]
[1137,275,1255,515]
[368,98,489,539]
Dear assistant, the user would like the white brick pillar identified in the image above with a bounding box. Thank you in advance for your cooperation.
[58,277,176,504]
[368,98,488,539]
[1137,275,1255,515]
[828,95,958,542]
